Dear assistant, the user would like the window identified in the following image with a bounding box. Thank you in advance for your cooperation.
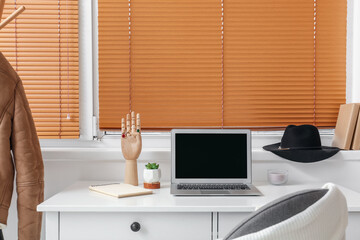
[98,0,346,130]
[1,0,79,139]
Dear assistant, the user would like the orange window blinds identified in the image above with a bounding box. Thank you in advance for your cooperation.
[0,0,79,138]
[99,0,223,129]
[98,0,346,130]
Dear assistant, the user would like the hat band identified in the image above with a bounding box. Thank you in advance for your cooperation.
[278,146,322,150]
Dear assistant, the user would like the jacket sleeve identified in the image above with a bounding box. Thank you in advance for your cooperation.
[11,80,44,240]
[0,101,14,227]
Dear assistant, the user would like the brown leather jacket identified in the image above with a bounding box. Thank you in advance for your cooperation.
[0,52,44,239]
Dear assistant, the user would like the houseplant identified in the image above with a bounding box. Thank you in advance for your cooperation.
[143,163,161,189]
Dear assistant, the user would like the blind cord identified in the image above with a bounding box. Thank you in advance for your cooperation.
[128,0,132,113]
[313,0,317,125]
[221,0,225,129]
[66,0,71,120]
[14,0,17,72]
[58,0,62,137]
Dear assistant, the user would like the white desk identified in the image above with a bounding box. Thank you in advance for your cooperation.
[38,181,360,240]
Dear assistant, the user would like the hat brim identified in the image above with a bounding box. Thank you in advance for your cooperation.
[263,143,340,163]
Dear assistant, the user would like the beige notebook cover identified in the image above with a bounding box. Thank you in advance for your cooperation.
[89,183,153,198]
[332,103,360,150]
[351,108,360,150]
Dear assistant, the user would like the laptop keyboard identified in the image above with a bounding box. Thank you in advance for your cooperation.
[177,184,251,190]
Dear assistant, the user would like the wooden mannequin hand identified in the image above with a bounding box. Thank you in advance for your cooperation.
[121,112,142,185]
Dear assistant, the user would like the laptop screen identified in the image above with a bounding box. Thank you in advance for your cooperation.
[175,133,248,179]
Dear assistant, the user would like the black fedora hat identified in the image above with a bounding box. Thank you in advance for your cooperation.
[263,125,340,163]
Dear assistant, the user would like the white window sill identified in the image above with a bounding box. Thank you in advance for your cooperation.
[40,147,360,162]
[41,147,170,162]
[39,131,360,162]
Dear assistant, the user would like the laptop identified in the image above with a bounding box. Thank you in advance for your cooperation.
[170,129,261,196]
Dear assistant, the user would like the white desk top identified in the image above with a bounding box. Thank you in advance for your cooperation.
[37,181,360,213]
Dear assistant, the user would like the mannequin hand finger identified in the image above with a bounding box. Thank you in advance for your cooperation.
[136,113,141,133]
[131,111,136,133]
[121,118,125,137]
[126,113,130,134]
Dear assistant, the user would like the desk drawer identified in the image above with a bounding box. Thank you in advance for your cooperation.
[60,212,211,240]
[218,212,250,238]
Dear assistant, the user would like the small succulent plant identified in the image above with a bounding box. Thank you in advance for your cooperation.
[145,162,159,169]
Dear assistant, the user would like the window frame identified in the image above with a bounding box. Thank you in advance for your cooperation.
[40,0,360,160]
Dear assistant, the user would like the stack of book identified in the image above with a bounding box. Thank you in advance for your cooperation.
[332,103,360,150]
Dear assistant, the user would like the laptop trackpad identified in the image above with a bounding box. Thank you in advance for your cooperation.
[200,190,230,195]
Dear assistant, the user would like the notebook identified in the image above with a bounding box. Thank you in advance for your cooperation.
[89,183,153,198]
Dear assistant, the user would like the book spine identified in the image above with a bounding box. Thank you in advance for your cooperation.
[351,109,360,150]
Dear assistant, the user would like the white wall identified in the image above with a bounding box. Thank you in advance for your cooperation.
[348,0,360,103]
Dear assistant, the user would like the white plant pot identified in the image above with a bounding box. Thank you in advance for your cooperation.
[143,169,161,183]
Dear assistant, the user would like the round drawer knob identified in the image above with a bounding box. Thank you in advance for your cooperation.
[130,222,141,232]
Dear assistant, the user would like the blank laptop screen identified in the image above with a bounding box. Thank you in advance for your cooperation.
[175,133,248,179]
